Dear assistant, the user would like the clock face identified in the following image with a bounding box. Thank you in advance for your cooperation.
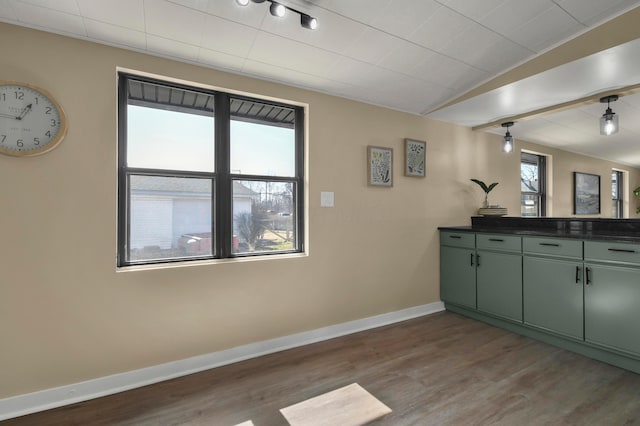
[0,82,67,157]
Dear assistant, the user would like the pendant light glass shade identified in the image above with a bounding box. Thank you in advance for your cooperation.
[501,121,514,153]
[503,133,513,153]
[599,95,619,136]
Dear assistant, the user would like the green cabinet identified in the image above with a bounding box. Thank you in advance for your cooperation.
[440,234,476,309]
[584,240,640,355]
[585,263,640,355]
[440,228,640,374]
[440,231,522,320]
[476,234,522,322]
[523,256,584,340]
[523,236,584,340]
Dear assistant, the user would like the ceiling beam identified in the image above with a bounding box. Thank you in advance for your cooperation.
[471,83,640,131]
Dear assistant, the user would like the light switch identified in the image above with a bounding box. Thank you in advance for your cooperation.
[320,191,334,207]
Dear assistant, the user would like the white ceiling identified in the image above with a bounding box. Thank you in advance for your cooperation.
[2,0,640,166]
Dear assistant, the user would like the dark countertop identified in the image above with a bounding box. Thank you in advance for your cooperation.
[438,225,640,243]
[439,217,640,243]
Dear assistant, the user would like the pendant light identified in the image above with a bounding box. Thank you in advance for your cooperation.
[600,95,619,136]
[501,121,514,153]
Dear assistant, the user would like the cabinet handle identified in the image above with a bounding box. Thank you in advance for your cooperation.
[470,253,474,266]
[489,238,504,242]
[607,248,636,253]
[575,266,580,284]
[585,267,592,285]
[539,243,560,247]
[449,235,462,239]
[476,254,480,267]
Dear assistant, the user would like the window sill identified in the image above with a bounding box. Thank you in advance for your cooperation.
[116,251,308,273]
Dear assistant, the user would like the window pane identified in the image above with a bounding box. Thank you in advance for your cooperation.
[612,171,623,218]
[232,180,295,254]
[127,104,215,172]
[128,175,213,262]
[521,162,539,193]
[521,194,540,217]
[230,99,295,177]
[612,202,620,218]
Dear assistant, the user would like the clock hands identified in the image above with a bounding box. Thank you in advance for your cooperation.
[0,104,33,120]
[16,104,32,120]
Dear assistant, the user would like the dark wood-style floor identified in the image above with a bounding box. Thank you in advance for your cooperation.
[5,311,640,425]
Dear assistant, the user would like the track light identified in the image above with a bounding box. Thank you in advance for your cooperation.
[600,95,619,136]
[237,0,318,30]
[270,2,286,17]
[501,122,514,153]
[301,13,318,30]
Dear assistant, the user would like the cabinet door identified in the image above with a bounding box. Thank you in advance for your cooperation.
[477,251,522,322]
[440,245,476,309]
[523,256,583,340]
[585,264,640,355]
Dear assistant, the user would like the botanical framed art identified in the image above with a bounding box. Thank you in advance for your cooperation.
[404,138,426,177]
[367,145,393,187]
[574,172,600,214]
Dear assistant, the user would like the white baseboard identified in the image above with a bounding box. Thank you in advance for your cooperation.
[0,301,444,421]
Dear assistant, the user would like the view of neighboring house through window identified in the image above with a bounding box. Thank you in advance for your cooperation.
[521,152,546,217]
[117,73,304,266]
[612,170,624,218]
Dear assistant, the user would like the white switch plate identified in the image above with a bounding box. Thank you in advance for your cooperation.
[320,191,334,207]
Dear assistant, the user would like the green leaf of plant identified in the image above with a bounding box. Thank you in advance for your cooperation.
[470,179,489,193]
[471,179,499,194]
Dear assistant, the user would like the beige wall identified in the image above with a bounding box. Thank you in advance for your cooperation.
[1,23,639,399]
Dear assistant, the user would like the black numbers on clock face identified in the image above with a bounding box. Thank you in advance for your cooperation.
[0,136,45,148]
[0,84,65,155]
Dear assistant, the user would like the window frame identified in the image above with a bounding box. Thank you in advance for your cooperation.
[117,72,305,267]
[520,152,547,217]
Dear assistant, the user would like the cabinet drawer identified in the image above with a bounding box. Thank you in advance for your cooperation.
[477,234,521,252]
[523,237,582,259]
[584,241,640,265]
[440,231,475,248]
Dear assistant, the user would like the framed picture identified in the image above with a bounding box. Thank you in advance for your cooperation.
[367,145,393,187]
[574,172,600,214]
[404,138,426,177]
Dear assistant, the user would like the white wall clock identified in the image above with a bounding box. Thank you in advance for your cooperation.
[0,81,68,157]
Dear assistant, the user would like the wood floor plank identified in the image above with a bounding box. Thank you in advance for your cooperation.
[4,312,640,425]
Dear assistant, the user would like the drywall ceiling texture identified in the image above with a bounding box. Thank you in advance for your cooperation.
[0,23,638,400]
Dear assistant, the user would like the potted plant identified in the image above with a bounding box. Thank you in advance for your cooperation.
[634,186,640,214]
[471,179,498,208]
